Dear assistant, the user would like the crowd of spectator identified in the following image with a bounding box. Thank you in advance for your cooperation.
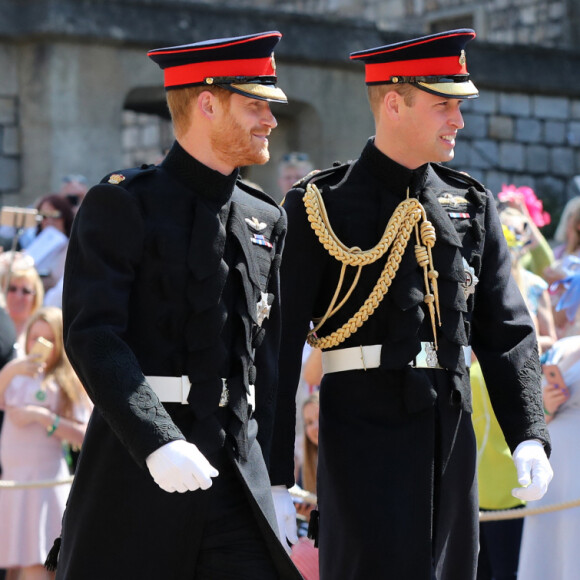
[0,176,90,580]
[0,159,579,579]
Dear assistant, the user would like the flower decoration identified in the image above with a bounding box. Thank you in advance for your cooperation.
[498,184,551,227]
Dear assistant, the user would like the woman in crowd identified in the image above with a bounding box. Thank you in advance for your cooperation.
[549,196,580,263]
[497,184,554,277]
[518,335,580,580]
[32,194,75,292]
[473,203,556,580]
[544,197,580,337]
[291,392,320,580]
[0,253,44,346]
[0,307,91,580]
[499,205,557,353]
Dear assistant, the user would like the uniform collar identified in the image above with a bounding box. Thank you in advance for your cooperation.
[161,140,238,206]
[358,138,429,198]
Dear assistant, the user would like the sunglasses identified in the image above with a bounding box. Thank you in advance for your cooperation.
[282,152,310,163]
[7,285,36,296]
[40,211,63,219]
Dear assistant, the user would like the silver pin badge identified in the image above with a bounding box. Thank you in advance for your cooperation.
[256,292,271,326]
[461,258,478,299]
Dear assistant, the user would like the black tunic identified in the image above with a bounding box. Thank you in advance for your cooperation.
[272,139,550,579]
[55,142,302,579]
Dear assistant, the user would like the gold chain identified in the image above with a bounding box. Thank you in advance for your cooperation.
[303,183,440,350]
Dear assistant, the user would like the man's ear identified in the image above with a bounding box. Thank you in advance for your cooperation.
[198,90,217,119]
[383,90,401,119]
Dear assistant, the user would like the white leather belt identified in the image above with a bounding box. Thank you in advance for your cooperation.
[145,376,256,412]
[321,343,472,374]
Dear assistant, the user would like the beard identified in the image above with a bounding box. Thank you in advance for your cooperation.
[210,108,270,169]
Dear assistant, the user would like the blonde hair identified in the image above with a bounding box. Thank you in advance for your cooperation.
[553,196,580,245]
[301,391,319,494]
[0,257,44,312]
[499,206,528,294]
[166,85,231,137]
[561,198,580,254]
[367,83,417,120]
[25,306,88,419]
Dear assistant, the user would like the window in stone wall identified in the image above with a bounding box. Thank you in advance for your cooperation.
[121,110,173,169]
[123,87,174,168]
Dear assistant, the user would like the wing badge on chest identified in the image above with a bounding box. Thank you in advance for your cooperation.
[438,193,470,219]
[245,216,273,249]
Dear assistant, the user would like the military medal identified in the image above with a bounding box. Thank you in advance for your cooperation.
[250,233,273,248]
[256,292,271,327]
[461,258,478,299]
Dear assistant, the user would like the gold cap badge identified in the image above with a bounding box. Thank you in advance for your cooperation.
[459,50,466,66]
[108,174,126,185]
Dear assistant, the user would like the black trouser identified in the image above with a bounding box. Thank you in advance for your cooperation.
[189,446,279,580]
[476,516,523,580]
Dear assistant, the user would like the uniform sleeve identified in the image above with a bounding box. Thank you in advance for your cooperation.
[268,188,328,486]
[62,184,184,468]
[471,190,550,455]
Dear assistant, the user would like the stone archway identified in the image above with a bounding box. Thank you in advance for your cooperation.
[122,86,173,168]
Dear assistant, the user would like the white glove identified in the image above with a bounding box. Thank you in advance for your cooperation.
[146,440,219,493]
[271,484,299,555]
[511,439,553,501]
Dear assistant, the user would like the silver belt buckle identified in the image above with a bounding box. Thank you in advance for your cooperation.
[218,378,229,407]
[414,342,441,369]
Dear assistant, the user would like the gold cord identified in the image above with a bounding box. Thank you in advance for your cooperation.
[303,183,440,349]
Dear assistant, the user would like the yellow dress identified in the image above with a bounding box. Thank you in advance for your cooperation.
[471,360,525,510]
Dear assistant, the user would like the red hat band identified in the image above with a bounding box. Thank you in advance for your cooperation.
[365,55,467,84]
[164,56,275,88]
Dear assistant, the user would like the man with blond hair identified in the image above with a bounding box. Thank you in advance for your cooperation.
[274,29,553,579]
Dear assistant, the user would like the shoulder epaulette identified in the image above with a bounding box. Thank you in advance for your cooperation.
[432,163,486,192]
[100,164,157,188]
[292,160,354,191]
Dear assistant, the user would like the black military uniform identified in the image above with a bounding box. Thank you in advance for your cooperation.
[52,32,302,580]
[272,30,550,580]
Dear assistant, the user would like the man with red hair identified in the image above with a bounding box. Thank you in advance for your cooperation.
[51,31,301,580]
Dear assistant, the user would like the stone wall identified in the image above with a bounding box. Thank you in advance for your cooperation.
[0,44,21,202]
[0,0,579,226]
[372,0,573,47]
[204,0,579,49]
[122,111,173,169]
[450,91,580,232]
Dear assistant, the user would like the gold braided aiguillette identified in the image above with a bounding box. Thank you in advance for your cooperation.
[303,183,440,350]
